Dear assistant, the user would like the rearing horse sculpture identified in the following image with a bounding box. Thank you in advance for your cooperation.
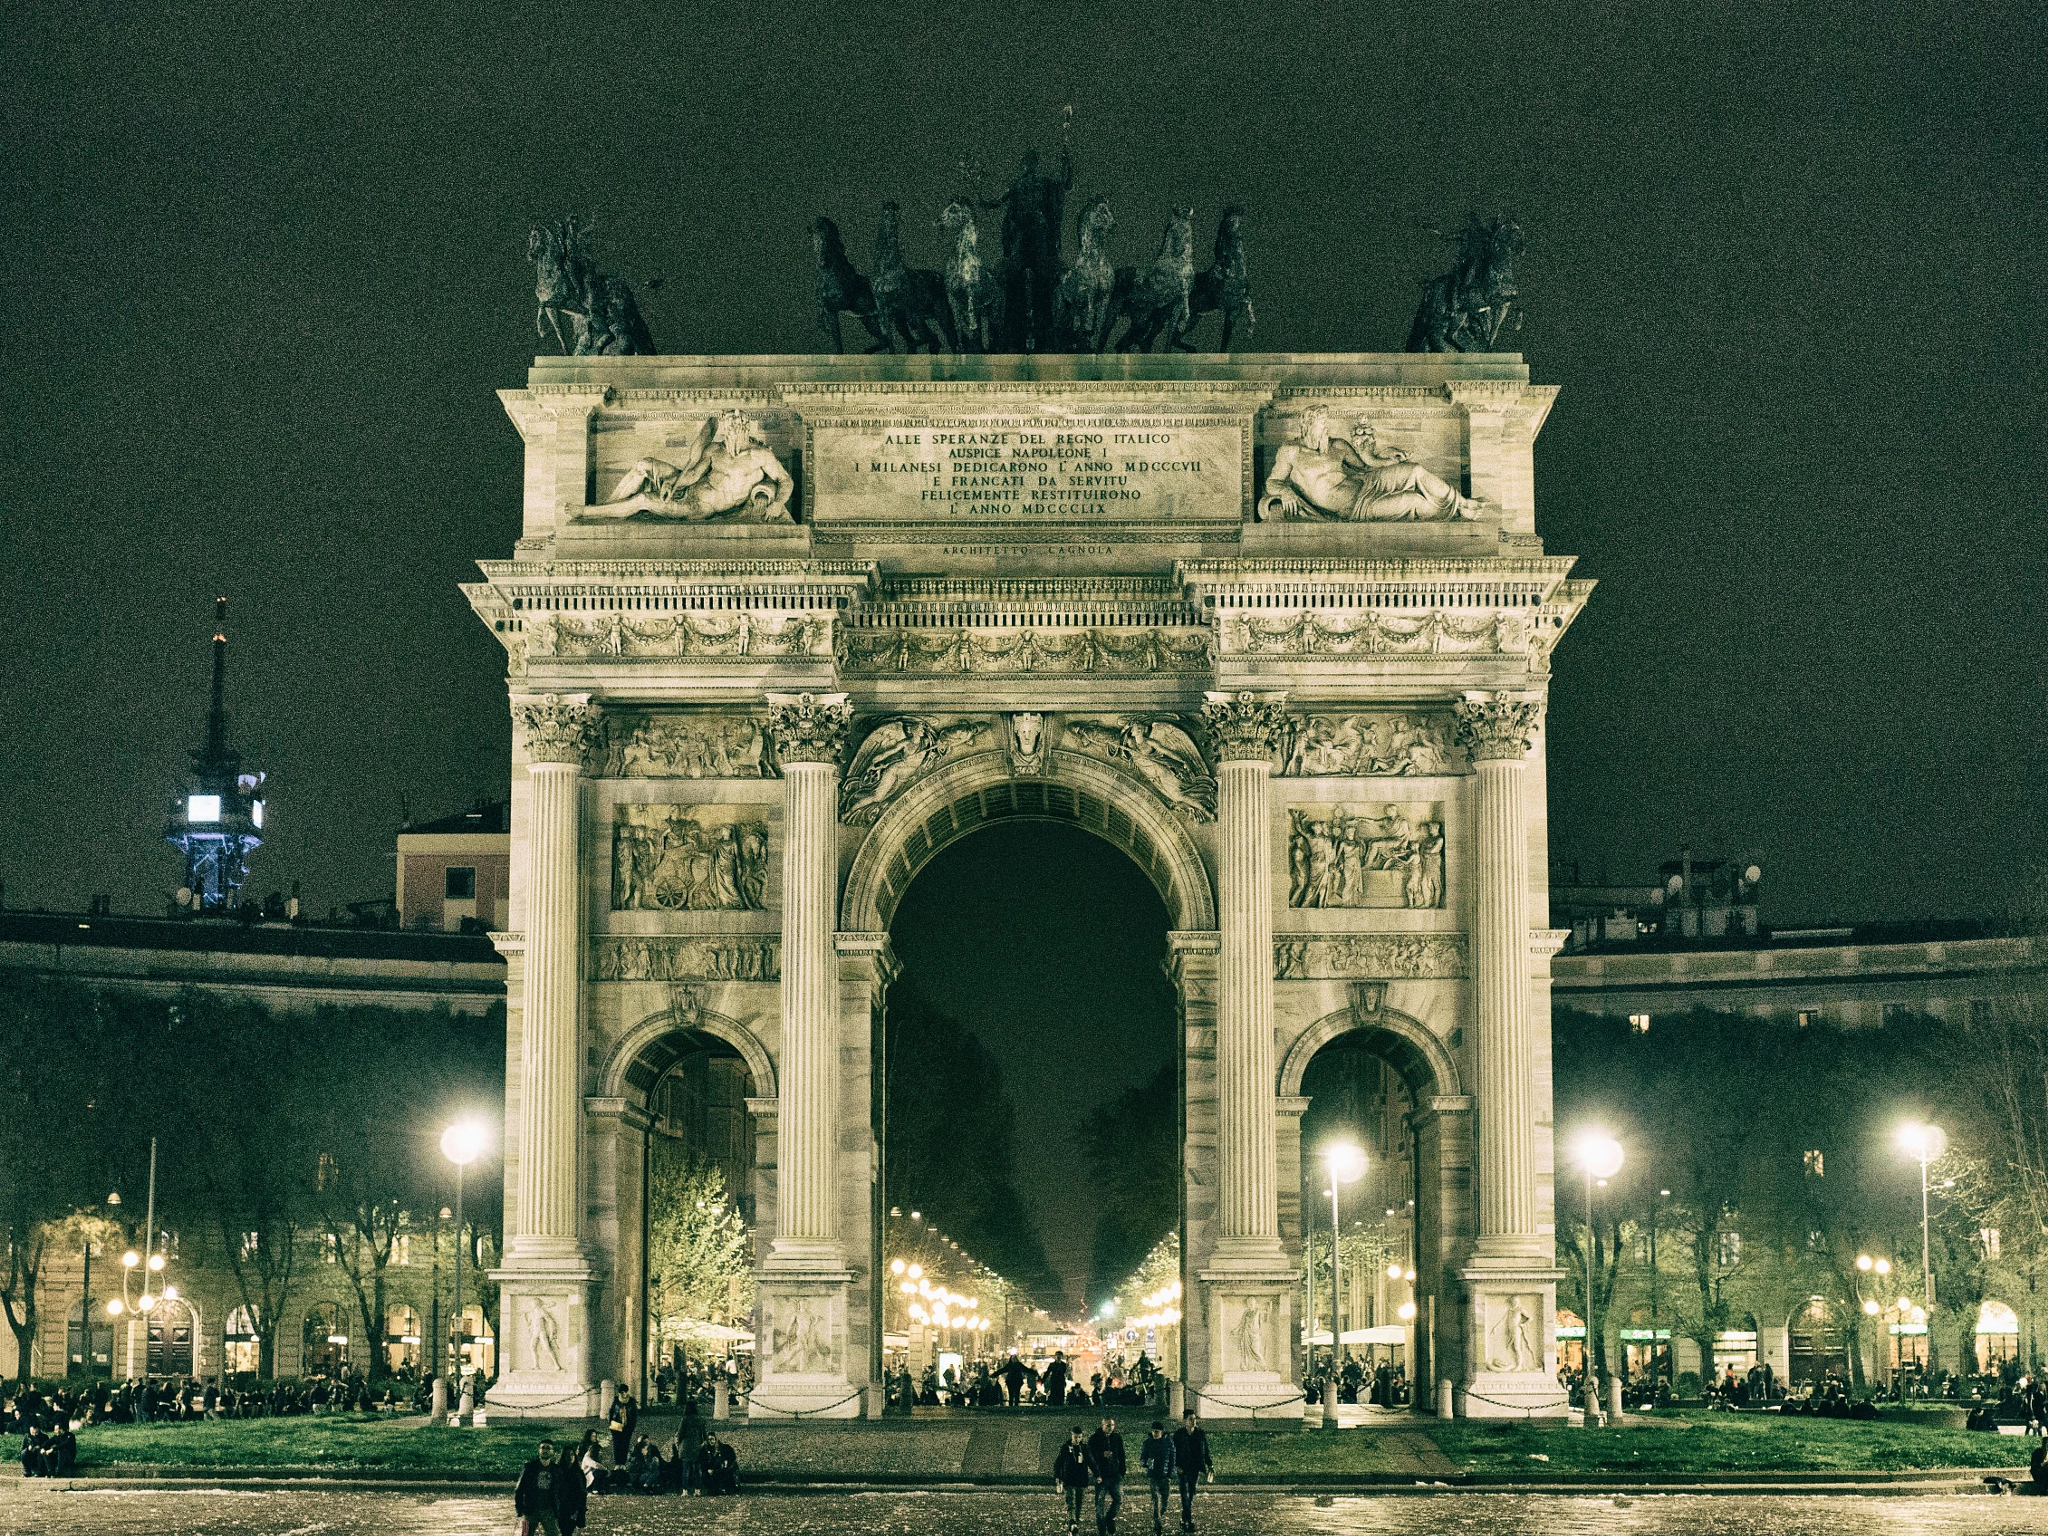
[1406,215,1523,353]
[1105,206,1196,353]
[1053,197,1118,352]
[528,216,656,356]
[871,201,956,354]
[939,201,1003,352]
[1173,206,1253,352]
[812,216,889,354]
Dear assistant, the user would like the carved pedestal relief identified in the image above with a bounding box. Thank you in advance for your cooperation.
[611,807,770,911]
[1287,804,1445,909]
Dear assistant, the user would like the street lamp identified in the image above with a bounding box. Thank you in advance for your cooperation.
[441,1121,489,1386]
[1570,1130,1625,1426]
[1895,1121,1945,1370]
[1322,1144,1367,1366]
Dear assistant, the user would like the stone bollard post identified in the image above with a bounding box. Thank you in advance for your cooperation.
[1168,1379,1185,1420]
[1607,1376,1625,1423]
[431,1377,449,1420]
[599,1379,615,1423]
[458,1384,475,1424]
[1322,1379,1339,1429]
[1436,1377,1455,1419]
[714,1377,731,1421]
[865,1381,887,1419]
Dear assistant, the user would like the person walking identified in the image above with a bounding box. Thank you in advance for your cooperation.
[1139,1420,1176,1535]
[1170,1409,1212,1532]
[1088,1415,1127,1535]
[1053,1423,1093,1536]
[513,1438,588,1535]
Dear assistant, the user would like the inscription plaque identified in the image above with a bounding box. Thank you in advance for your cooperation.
[806,411,1249,524]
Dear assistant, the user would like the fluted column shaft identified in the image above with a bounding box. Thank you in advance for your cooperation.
[1217,756,1278,1243]
[1455,693,1545,1254]
[777,759,839,1246]
[509,694,602,1256]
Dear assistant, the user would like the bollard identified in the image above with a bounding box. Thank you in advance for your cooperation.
[1322,1380,1340,1429]
[1436,1378,1455,1419]
[1168,1379,1185,1420]
[458,1385,475,1424]
[714,1377,731,1421]
[599,1379,615,1423]
[865,1381,887,1419]
[1607,1377,1625,1423]
[431,1377,449,1420]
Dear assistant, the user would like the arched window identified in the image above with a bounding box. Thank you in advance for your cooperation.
[224,1305,261,1377]
[303,1302,349,1377]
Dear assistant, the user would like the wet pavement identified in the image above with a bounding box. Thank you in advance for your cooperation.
[7,1487,2048,1535]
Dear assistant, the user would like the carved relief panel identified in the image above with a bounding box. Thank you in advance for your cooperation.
[1274,712,1462,777]
[1287,803,1445,910]
[611,805,770,912]
[599,712,775,779]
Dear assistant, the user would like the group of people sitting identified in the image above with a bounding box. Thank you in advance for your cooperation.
[554,1398,741,1499]
[17,1423,78,1478]
[887,1350,1166,1411]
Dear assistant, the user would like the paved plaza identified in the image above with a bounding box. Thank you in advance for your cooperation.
[8,1487,2048,1536]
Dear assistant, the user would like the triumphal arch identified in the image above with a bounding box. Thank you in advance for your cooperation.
[464,352,1589,1423]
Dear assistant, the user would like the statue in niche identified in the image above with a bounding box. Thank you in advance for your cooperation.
[1231,1298,1269,1372]
[525,1297,563,1372]
[1407,214,1524,354]
[1262,405,1480,522]
[811,216,890,354]
[1279,713,1458,777]
[1287,805,1444,909]
[1065,717,1216,820]
[584,411,794,523]
[1172,206,1254,352]
[1487,1294,1538,1373]
[613,809,769,912]
[840,717,991,824]
[528,216,657,356]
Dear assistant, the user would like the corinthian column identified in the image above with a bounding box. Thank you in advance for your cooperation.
[1453,691,1546,1258]
[1201,691,1289,1260]
[509,692,602,1258]
[763,691,854,1269]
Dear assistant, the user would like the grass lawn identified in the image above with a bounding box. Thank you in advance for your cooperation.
[71,1417,543,1474]
[1216,1409,2025,1477]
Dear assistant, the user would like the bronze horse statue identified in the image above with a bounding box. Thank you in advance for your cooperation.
[812,216,889,353]
[1406,215,1524,353]
[938,201,1004,352]
[1105,206,1196,353]
[872,201,956,353]
[527,216,656,356]
[1172,206,1253,352]
[1053,197,1118,352]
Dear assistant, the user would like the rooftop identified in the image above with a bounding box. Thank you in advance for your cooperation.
[0,908,502,965]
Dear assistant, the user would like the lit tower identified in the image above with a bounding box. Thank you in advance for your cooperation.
[163,598,265,911]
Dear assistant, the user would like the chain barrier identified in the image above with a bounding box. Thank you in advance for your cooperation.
[1194,1393,1304,1417]
[1457,1388,1572,1417]
[740,1388,865,1420]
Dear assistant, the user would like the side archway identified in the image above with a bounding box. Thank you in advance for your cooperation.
[600,1004,778,1104]
[1279,1002,1463,1101]
[840,748,1217,933]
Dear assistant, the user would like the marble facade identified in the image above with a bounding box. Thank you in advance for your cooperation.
[465,353,1589,1423]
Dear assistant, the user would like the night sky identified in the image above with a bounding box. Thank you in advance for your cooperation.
[5,0,2044,1275]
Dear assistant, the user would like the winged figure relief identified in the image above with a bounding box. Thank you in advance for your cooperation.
[839,716,991,824]
[1065,717,1217,821]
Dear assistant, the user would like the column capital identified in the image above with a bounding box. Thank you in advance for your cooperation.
[1452,691,1544,761]
[1202,690,1288,762]
[765,691,854,765]
[512,692,604,767]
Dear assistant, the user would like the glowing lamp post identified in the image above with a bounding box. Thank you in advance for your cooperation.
[1322,1144,1367,1366]
[1895,1121,1944,1371]
[441,1121,489,1386]
[1570,1131,1624,1426]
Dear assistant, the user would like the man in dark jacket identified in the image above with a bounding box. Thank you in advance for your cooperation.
[1088,1415,1128,1535]
[1046,1350,1072,1407]
[1003,1352,1028,1407]
[608,1386,637,1465]
[1139,1420,1176,1534]
[1170,1410,1212,1531]
[1053,1424,1093,1535]
[513,1439,587,1535]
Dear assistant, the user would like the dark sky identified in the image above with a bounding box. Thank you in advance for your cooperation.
[5,2,2044,929]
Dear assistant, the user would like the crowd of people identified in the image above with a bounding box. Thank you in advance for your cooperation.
[4,1372,469,1430]
[1051,1411,1213,1536]
[885,1349,1168,1411]
[510,1396,743,1531]
[1301,1355,1408,1408]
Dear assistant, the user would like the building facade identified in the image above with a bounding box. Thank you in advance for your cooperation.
[396,800,513,932]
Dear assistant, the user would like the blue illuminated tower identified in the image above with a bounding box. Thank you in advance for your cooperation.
[164,598,265,911]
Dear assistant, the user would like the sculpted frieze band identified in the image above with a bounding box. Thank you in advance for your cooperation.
[1276,713,1462,777]
[838,625,1211,675]
[1221,610,1540,658]
[525,611,830,662]
[1274,933,1468,980]
[612,807,770,912]
[1288,803,1445,910]
[599,714,776,779]
[591,935,781,983]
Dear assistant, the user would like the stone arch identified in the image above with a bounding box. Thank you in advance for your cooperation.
[1278,1001,1463,1100]
[840,748,1217,933]
[600,1004,777,1104]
